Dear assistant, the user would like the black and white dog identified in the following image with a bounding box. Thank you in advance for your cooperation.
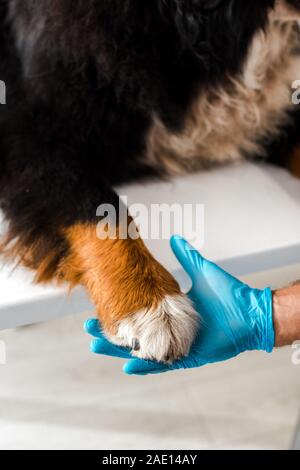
[0,0,300,362]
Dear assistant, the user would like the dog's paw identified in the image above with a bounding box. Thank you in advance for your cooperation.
[64,224,199,363]
[107,293,199,363]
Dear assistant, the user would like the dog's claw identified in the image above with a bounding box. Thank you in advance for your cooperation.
[132,338,140,351]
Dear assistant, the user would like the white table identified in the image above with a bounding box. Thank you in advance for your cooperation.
[1,161,300,330]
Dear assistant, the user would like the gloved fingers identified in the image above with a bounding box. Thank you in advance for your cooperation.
[84,318,104,338]
[123,358,172,375]
[123,355,203,375]
[170,235,204,282]
[85,319,132,359]
[171,235,244,293]
[90,338,133,359]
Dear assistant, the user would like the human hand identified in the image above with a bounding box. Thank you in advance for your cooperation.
[85,236,274,375]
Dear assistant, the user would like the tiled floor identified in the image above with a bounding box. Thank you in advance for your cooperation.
[0,264,300,450]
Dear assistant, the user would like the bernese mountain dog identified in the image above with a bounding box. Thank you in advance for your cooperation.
[0,0,300,362]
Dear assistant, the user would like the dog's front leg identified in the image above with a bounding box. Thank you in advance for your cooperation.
[62,216,198,363]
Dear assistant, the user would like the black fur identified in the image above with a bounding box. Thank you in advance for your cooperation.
[0,0,297,276]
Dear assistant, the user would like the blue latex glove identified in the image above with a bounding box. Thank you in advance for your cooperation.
[85,236,275,375]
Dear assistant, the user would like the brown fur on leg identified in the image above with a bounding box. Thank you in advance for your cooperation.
[61,220,199,362]
[0,217,181,327]
[0,218,198,361]
[60,222,181,335]
[59,220,198,361]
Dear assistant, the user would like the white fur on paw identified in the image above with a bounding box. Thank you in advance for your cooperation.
[108,294,199,363]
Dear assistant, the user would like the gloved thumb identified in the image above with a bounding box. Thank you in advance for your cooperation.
[170,235,206,283]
